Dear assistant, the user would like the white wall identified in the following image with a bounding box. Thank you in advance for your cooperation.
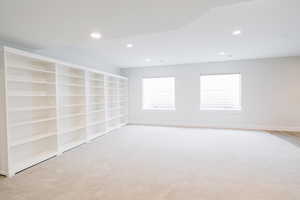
[122,57,300,131]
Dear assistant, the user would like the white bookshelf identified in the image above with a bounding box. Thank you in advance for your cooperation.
[57,64,86,153]
[4,50,58,177]
[0,46,128,177]
[86,72,106,141]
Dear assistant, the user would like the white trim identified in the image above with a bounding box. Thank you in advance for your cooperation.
[129,123,300,133]
[4,46,127,80]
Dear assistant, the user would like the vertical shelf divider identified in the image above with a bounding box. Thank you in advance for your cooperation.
[55,64,61,155]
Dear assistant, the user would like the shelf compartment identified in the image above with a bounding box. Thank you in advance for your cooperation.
[60,83,85,88]
[59,129,86,152]
[7,67,56,83]
[87,112,105,124]
[8,108,56,125]
[59,73,84,80]
[59,86,85,96]
[9,117,57,127]
[63,104,86,108]
[60,105,86,116]
[88,95,105,103]
[10,136,57,173]
[89,78,104,83]
[8,96,56,112]
[10,132,57,147]
[59,76,85,85]
[87,109,105,114]
[8,65,56,74]
[107,96,120,103]
[107,107,121,111]
[60,96,85,105]
[88,99,105,105]
[107,109,121,119]
[88,85,104,89]
[7,81,56,97]
[87,104,105,112]
[6,52,56,74]
[60,116,86,133]
[87,72,104,81]
[59,140,85,153]
[89,89,105,98]
[107,102,120,108]
[61,126,86,135]
[9,120,57,145]
[107,115,123,121]
[106,118,120,130]
[87,120,106,127]
[58,65,85,78]
[7,79,55,85]
[87,123,106,140]
[60,112,86,119]
[9,106,56,112]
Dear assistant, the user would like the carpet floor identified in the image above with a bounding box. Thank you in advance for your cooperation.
[1,125,300,200]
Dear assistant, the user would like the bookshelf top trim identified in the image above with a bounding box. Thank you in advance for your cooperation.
[3,46,128,80]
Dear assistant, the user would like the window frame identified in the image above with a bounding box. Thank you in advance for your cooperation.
[142,77,176,111]
[199,73,242,111]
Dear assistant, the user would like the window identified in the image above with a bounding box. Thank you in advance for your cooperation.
[143,77,175,110]
[200,74,241,110]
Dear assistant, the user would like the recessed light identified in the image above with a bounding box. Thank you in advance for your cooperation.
[126,44,133,48]
[145,58,151,62]
[232,30,242,36]
[90,32,102,39]
[219,52,226,56]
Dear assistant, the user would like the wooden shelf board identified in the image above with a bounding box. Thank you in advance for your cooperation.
[89,86,104,89]
[9,94,56,97]
[87,109,105,114]
[60,127,86,135]
[89,78,104,82]
[62,104,86,108]
[10,132,57,147]
[8,65,56,74]
[87,120,106,127]
[10,117,57,127]
[60,140,85,153]
[7,79,55,85]
[106,115,123,121]
[59,73,84,80]
[9,106,56,112]
[60,113,86,119]
[60,83,85,88]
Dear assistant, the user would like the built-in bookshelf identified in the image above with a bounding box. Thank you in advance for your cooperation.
[0,46,128,177]
[86,72,106,141]
[4,51,58,175]
[57,65,86,153]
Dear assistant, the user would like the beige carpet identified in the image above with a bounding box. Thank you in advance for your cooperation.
[1,125,300,200]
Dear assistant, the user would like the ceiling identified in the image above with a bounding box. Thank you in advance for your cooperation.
[0,0,300,68]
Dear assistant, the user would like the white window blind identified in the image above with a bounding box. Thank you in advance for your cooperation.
[200,74,241,110]
[143,77,175,110]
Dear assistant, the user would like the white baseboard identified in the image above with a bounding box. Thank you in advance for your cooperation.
[129,122,300,133]
[0,170,8,176]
